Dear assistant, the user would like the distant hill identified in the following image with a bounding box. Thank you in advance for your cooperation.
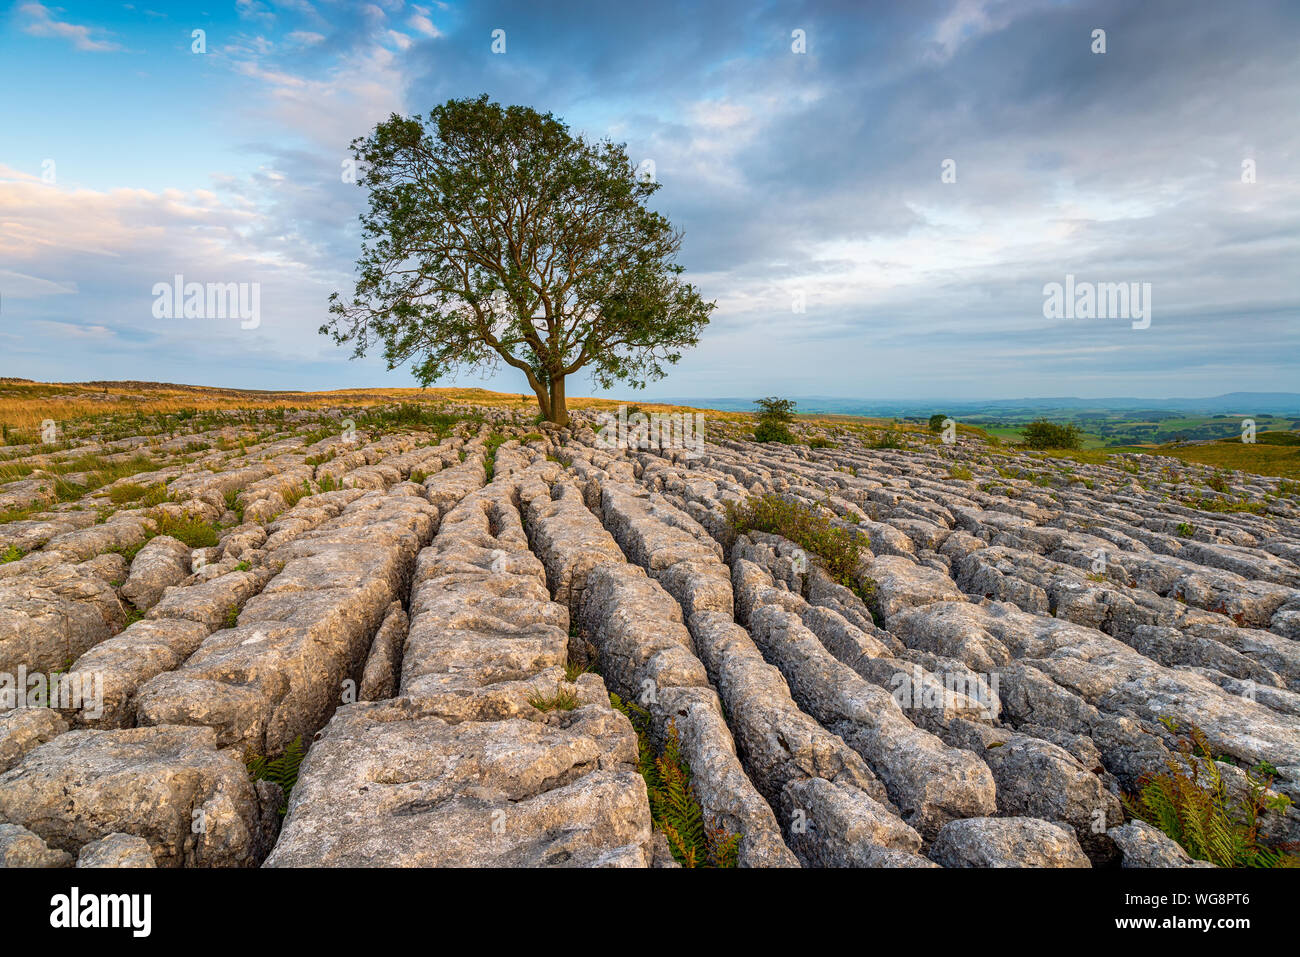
[649,393,1300,417]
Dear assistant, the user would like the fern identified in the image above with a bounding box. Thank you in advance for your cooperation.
[610,694,741,868]
[1123,720,1298,867]
[246,735,306,817]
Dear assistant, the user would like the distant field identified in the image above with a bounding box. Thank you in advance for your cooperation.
[1031,439,1300,480]
[959,411,1299,447]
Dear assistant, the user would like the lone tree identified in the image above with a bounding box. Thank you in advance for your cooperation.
[323,96,715,426]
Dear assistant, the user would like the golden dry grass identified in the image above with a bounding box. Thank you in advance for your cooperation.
[0,379,729,430]
[1139,441,1300,480]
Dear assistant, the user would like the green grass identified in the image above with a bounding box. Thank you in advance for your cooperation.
[149,510,220,548]
[1181,494,1267,515]
[109,481,170,506]
[1139,441,1300,480]
[527,683,580,712]
[483,432,508,481]
[564,660,590,683]
[282,481,313,508]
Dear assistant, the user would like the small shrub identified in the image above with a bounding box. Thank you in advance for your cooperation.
[753,397,796,444]
[1,544,24,563]
[808,436,837,449]
[928,413,948,433]
[140,484,170,507]
[726,493,871,604]
[948,464,973,481]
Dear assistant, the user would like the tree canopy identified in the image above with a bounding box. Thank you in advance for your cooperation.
[323,95,715,425]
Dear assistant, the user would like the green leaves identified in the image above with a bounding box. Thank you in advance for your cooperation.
[1021,419,1083,450]
[324,96,715,423]
[754,396,797,443]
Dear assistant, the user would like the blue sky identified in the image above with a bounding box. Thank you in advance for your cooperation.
[1,0,1297,399]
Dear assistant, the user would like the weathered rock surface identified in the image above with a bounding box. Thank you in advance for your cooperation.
[928,816,1092,868]
[121,535,191,611]
[2,404,1296,868]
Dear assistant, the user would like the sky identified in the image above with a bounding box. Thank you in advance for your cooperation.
[1,0,1296,400]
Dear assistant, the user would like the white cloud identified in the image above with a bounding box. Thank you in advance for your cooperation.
[408,7,441,38]
[19,2,122,52]
[30,319,114,339]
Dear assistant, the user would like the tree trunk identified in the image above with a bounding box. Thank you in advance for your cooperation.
[530,382,552,422]
[547,375,569,426]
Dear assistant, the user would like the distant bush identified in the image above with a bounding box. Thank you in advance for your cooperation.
[753,396,796,444]
[928,413,948,433]
[1021,420,1082,450]
[948,464,973,480]
[808,436,837,449]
